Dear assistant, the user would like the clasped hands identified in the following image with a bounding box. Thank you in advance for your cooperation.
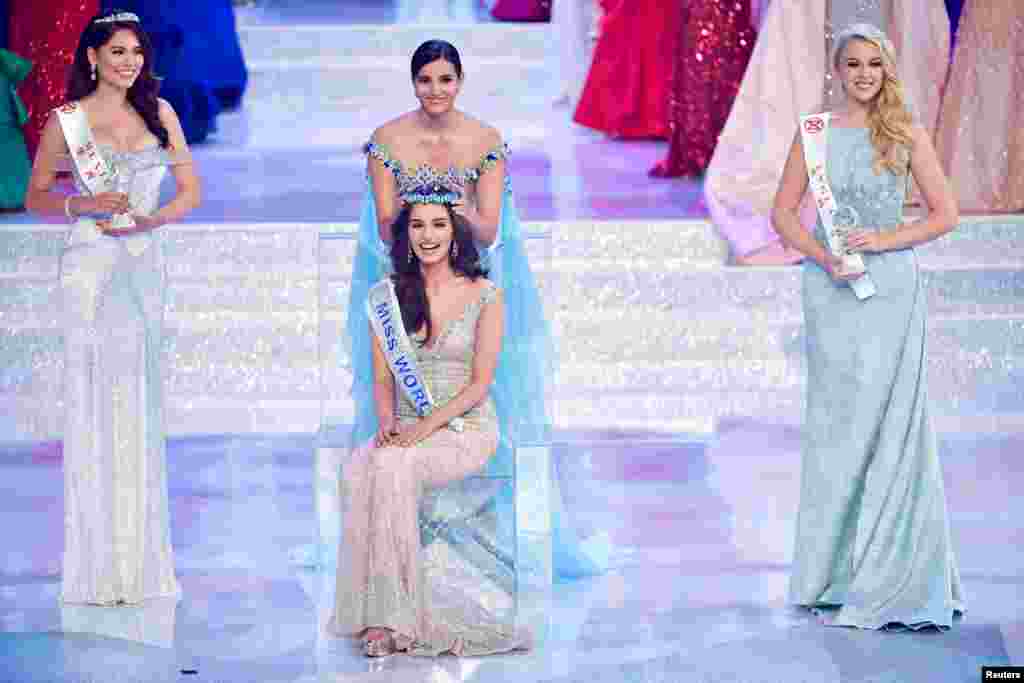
[76,192,161,235]
[374,416,437,449]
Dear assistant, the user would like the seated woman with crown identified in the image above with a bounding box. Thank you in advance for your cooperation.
[329,185,529,657]
[316,38,612,588]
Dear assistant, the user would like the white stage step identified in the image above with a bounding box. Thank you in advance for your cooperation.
[234,21,556,149]
[1,218,1022,440]
[237,23,550,63]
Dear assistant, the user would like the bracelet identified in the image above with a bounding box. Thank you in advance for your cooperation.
[64,195,76,220]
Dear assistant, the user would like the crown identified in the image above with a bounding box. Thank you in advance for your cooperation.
[95,12,140,24]
[832,23,895,59]
[397,166,465,205]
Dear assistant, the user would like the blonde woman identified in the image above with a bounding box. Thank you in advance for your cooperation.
[771,24,964,630]
[706,0,950,265]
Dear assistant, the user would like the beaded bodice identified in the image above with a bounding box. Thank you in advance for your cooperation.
[64,143,184,252]
[395,280,499,428]
[818,127,909,242]
[364,140,511,202]
[70,144,174,217]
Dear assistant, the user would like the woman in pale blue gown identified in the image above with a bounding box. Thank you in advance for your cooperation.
[25,11,200,604]
[344,40,610,581]
[771,24,964,630]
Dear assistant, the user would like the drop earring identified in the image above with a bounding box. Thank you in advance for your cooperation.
[407,241,414,265]
[91,64,97,81]
[451,240,459,261]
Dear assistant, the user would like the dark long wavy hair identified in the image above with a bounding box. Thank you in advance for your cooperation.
[67,10,170,148]
[389,203,487,344]
[410,40,463,80]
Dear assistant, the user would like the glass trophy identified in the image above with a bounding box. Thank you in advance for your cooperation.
[108,164,137,230]
[831,204,866,276]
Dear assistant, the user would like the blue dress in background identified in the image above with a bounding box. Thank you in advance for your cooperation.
[788,126,964,630]
[102,0,248,142]
[0,0,8,49]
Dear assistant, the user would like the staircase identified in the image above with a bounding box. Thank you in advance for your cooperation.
[2,13,1021,441]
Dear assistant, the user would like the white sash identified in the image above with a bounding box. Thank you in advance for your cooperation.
[55,102,135,230]
[800,113,876,300]
[366,280,464,432]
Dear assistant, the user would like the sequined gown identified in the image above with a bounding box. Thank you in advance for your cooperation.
[935,0,1024,212]
[60,135,185,605]
[704,0,950,259]
[7,1,98,159]
[789,126,964,630]
[572,0,680,139]
[340,140,611,582]
[649,0,756,178]
[331,280,527,656]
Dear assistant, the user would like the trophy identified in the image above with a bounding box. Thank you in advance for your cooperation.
[108,163,137,230]
[830,204,866,276]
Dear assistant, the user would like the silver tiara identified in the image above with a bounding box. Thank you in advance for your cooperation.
[95,12,140,24]
[832,23,895,63]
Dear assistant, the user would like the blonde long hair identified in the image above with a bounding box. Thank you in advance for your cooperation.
[832,24,913,176]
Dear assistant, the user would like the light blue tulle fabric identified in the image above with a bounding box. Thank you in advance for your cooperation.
[343,153,611,581]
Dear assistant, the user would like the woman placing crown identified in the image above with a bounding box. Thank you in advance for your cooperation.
[24,9,199,605]
[330,196,528,657]
[328,39,611,585]
[771,24,963,630]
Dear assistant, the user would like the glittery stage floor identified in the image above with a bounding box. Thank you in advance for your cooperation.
[1,1,1023,681]
[1,426,1022,682]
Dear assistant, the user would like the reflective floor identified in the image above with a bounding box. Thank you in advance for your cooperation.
[1,424,1020,682]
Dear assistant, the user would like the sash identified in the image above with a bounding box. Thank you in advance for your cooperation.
[799,113,876,300]
[366,279,464,432]
[54,102,135,230]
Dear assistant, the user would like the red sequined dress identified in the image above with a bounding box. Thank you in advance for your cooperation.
[8,1,99,160]
[572,0,680,139]
[650,0,757,177]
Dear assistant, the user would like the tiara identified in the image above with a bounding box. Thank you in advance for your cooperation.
[397,166,465,205]
[95,12,140,24]
[399,183,462,205]
[832,23,895,59]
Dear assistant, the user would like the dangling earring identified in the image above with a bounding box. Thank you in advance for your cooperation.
[407,241,414,265]
[451,240,459,261]
[91,64,97,81]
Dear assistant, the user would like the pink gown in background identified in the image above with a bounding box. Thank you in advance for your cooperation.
[703,0,950,262]
[935,0,1024,213]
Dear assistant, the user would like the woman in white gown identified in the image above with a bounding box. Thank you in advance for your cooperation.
[553,0,600,106]
[25,10,200,605]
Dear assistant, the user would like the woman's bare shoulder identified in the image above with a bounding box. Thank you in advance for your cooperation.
[457,113,502,146]
[372,111,420,143]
